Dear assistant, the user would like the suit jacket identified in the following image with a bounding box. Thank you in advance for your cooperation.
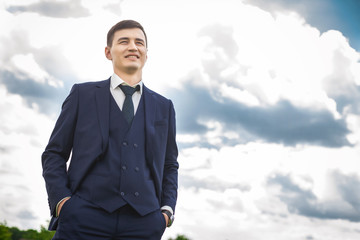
[42,78,178,229]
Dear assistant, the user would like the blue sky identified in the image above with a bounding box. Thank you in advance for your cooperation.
[0,0,360,239]
[247,0,360,51]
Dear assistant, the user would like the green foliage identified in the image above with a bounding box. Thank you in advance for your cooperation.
[168,234,191,240]
[1,222,190,240]
[38,226,56,240]
[9,226,22,240]
[0,222,12,240]
[0,222,55,240]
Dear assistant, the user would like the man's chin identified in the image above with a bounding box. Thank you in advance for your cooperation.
[119,64,140,74]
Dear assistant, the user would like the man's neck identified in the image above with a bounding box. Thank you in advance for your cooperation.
[114,70,142,86]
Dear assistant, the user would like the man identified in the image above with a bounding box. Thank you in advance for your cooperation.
[42,20,179,240]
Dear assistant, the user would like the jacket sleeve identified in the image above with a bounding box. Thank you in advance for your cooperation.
[161,100,179,212]
[41,84,79,216]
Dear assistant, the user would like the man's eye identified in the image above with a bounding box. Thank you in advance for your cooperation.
[120,41,128,44]
[136,42,144,45]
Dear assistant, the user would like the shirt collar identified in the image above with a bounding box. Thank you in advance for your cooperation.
[110,73,143,94]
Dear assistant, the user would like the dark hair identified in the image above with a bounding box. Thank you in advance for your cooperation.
[107,20,147,47]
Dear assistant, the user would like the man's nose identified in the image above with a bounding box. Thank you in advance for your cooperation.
[128,41,138,51]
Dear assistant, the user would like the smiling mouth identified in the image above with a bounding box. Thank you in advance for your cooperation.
[125,55,139,59]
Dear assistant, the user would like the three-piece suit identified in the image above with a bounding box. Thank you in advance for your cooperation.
[42,78,178,239]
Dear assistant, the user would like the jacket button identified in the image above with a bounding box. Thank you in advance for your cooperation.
[134,192,139,197]
[134,167,139,172]
[122,141,128,146]
[133,143,138,148]
[122,166,127,170]
[120,192,125,196]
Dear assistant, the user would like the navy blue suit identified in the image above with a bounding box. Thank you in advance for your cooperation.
[42,78,178,239]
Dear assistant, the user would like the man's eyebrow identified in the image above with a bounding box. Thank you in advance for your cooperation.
[135,38,145,43]
[117,37,129,42]
[116,37,145,43]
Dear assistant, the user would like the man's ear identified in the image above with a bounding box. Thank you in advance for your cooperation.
[105,46,112,60]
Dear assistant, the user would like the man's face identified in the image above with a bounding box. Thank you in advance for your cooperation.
[105,28,147,75]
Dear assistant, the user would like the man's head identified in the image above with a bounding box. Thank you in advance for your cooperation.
[107,20,147,48]
[105,20,148,77]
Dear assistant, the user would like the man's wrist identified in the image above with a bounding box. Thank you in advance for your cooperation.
[160,205,173,215]
[161,209,174,227]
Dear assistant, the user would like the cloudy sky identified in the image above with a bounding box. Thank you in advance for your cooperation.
[0,0,360,239]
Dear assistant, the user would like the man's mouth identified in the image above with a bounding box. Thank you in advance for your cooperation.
[125,55,139,59]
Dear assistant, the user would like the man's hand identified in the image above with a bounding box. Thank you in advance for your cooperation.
[162,212,169,227]
[57,197,71,217]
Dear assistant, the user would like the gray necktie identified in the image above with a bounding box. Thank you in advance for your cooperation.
[119,84,140,125]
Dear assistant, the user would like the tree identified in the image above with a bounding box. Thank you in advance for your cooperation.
[2,222,193,240]
[9,226,22,240]
[38,225,55,240]
[0,222,12,240]
[0,222,55,240]
[168,234,191,240]
[21,229,39,239]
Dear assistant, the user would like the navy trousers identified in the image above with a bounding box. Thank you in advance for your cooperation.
[53,194,166,240]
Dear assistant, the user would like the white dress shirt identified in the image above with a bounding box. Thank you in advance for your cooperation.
[110,73,143,113]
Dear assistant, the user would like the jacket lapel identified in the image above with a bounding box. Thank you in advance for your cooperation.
[95,79,110,153]
[143,84,162,198]
[143,84,156,164]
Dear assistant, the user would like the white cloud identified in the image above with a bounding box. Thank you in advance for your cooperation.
[345,113,360,145]
[173,141,360,239]
[8,54,63,88]
[201,11,358,120]
[0,0,360,239]
[0,85,55,229]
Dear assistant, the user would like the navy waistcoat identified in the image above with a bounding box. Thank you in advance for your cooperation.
[77,94,159,216]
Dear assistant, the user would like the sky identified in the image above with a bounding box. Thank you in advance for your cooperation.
[0,0,360,239]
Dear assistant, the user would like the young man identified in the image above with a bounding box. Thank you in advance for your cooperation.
[42,20,179,240]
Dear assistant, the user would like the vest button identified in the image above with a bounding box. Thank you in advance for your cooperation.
[134,167,139,172]
[133,143,138,148]
[122,141,128,146]
[120,192,125,196]
[122,166,127,170]
[134,192,139,197]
